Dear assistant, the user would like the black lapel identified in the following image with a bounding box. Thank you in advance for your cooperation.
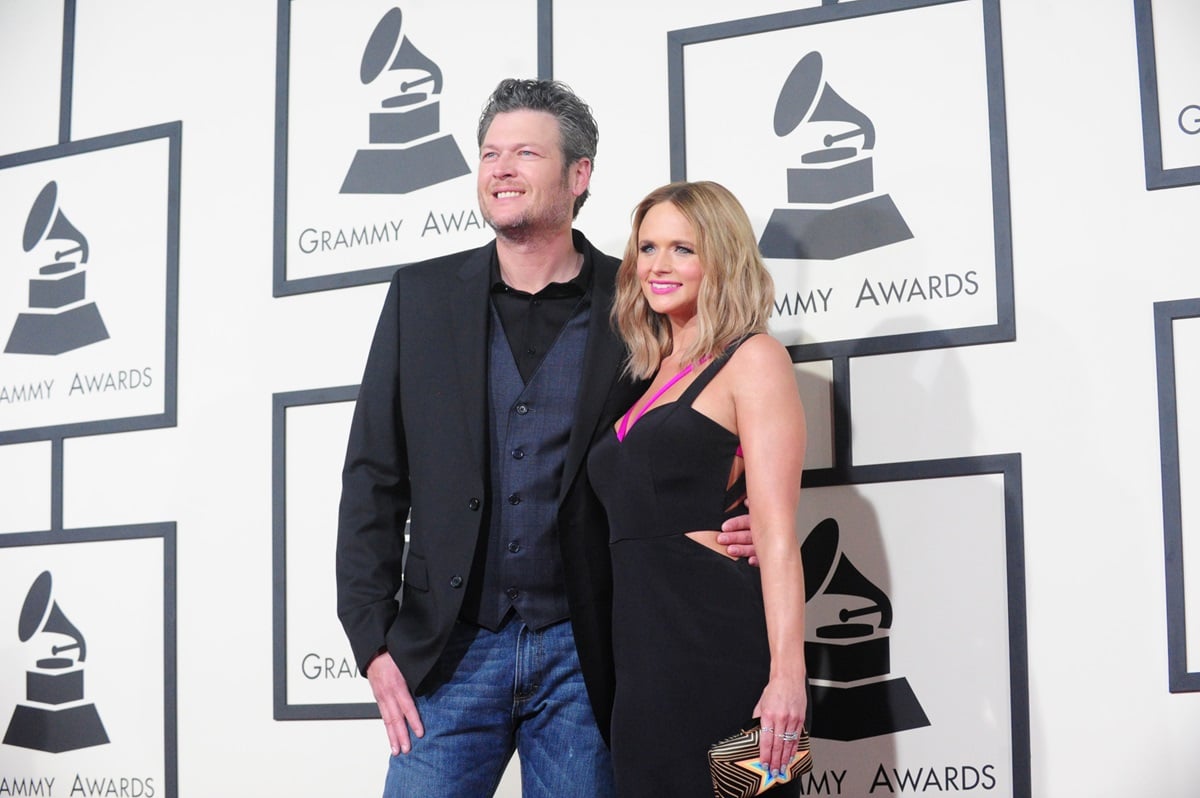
[559,234,628,502]
[449,242,495,474]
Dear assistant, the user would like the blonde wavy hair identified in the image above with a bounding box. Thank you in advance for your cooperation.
[612,181,774,379]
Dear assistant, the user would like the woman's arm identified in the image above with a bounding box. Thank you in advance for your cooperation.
[730,333,809,776]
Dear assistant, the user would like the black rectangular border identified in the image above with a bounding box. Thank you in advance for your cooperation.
[272,384,377,720]
[804,452,1029,797]
[1154,297,1200,692]
[0,122,182,444]
[272,0,554,297]
[0,522,178,796]
[667,0,1014,363]
[1134,0,1200,191]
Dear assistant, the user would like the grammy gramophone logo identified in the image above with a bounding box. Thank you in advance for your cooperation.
[759,51,912,261]
[802,517,929,741]
[3,571,109,753]
[340,6,470,194]
[6,180,109,355]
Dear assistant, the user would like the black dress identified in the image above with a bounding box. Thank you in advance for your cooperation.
[588,340,800,798]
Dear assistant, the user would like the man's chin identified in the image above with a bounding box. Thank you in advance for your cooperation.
[489,218,534,241]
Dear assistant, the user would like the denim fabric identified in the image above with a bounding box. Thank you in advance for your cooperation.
[381,618,614,798]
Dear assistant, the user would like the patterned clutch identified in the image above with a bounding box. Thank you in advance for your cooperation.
[708,719,812,798]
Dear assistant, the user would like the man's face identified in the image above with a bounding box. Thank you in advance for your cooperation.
[477,110,589,240]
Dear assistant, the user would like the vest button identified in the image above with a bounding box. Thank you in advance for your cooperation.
[508,493,521,505]
[450,576,463,588]
[468,498,481,511]
[511,448,525,460]
[514,403,530,415]
[507,541,521,553]
[506,587,519,600]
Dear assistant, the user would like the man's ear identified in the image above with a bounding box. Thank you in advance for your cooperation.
[570,157,593,198]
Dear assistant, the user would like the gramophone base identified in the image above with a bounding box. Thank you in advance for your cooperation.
[3,702,109,753]
[758,194,913,260]
[786,157,875,204]
[341,134,470,194]
[27,667,85,705]
[30,269,87,309]
[809,677,930,741]
[806,635,891,682]
[5,302,109,355]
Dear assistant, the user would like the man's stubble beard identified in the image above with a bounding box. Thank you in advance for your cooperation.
[481,177,576,245]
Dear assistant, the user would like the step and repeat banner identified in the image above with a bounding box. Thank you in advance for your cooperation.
[271,2,1032,795]
[0,125,180,444]
[1143,0,1200,701]
[1155,300,1200,693]
[1135,0,1200,189]
[667,0,1012,361]
[273,0,543,295]
[3,0,1199,795]
[0,23,181,787]
[791,456,1024,795]
[0,527,176,796]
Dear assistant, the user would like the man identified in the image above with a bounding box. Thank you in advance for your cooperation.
[336,78,755,797]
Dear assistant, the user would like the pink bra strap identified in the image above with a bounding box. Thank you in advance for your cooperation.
[617,361,698,441]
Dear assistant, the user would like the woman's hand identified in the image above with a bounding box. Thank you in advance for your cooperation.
[753,672,808,779]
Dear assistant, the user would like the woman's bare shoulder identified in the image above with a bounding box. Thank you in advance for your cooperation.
[727,333,792,373]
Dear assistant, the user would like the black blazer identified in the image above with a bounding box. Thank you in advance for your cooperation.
[336,231,641,741]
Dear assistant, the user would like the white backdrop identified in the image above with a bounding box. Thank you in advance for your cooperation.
[2,1,1200,796]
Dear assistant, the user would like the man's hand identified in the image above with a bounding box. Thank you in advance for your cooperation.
[366,651,424,755]
[718,512,759,566]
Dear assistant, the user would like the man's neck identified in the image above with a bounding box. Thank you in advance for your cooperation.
[495,227,582,293]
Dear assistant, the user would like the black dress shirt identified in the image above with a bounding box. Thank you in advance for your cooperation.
[489,251,592,383]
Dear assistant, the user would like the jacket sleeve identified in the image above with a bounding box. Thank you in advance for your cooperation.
[336,273,411,674]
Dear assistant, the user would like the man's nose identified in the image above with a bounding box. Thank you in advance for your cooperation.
[491,152,516,176]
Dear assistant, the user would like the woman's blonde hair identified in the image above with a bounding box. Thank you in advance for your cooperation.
[612,181,774,378]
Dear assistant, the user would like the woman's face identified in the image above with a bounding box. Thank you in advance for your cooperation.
[635,201,704,322]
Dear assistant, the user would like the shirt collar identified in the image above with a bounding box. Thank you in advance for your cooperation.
[489,240,593,298]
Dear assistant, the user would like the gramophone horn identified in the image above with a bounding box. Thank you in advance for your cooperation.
[23,181,89,262]
[801,517,840,602]
[801,517,893,628]
[773,51,876,150]
[16,571,87,661]
[16,571,53,642]
[359,7,443,95]
[361,8,404,83]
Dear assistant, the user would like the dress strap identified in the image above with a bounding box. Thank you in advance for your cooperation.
[616,360,699,441]
[675,335,753,408]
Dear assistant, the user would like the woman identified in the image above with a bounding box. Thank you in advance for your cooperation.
[588,181,809,797]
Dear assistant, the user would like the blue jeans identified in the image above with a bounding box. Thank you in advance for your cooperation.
[382,617,614,798]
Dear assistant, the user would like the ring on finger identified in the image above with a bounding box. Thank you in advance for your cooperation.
[776,730,800,742]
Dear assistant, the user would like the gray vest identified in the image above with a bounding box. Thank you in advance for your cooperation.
[469,296,590,630]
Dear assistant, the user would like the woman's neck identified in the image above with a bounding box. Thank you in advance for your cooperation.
[664,314,700,366]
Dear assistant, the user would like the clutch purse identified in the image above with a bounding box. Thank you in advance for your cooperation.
[708,719,812,798]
